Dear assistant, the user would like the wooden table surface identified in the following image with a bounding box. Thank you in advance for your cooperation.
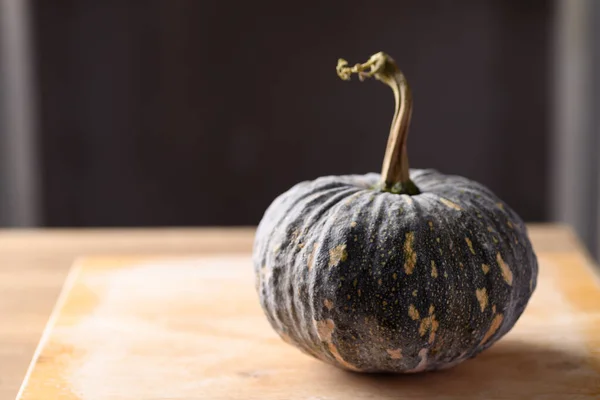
[0,225,597,400]
[0,227,254,400]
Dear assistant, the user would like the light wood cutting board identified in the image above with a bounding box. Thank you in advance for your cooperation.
[18,254,600,399]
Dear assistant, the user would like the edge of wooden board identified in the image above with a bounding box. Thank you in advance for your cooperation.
[15,259,83,400]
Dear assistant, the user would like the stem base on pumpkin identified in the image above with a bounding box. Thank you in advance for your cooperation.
[377,179,420,195]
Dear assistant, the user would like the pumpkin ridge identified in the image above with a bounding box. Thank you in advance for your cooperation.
[284,187,363,349]
[457,198,510,348]
[428,194,480,356]
[303,189,378,358]
[294,188,367,351]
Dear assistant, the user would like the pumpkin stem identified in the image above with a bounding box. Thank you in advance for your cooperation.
[336,52,419,195]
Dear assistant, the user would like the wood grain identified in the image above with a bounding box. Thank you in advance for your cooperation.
[14,225,600,400]
[0,228,254,400]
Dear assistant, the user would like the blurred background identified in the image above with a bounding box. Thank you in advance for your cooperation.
[0,1,598,259]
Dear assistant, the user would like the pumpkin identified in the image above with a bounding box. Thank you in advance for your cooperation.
[253,52,538,373]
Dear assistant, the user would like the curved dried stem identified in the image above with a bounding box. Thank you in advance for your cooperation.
[337,52,419,195]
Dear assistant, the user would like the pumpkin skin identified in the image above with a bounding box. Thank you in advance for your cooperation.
[253,169,538,373]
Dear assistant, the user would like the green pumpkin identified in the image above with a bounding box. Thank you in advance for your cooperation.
[253,52,538,373]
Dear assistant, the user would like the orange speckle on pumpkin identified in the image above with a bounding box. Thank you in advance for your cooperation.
[482,264,490,274]
[496,202,505,211]
[328,342,360,371]
[496,253,513,285]
[476,288,488,311]
[315,319,335,342]
[358,289,362,297]
[329,244,348,267]
[429,320,439,343]
[431,260,438,278]
[419,309,439,343]
[459,262,464,269]
[324,299,334,310]
[440,198,462,211]
[392,272,397,280]
[408,304,420,320]
[350,221,357,228]
[377,278,382,285]
[480,313,504,345]
[428,221,434,230]
[314,313,360,371]
[386,348,403,359]
[403,232,417,274]
[465,237,476,254]
[507,220,514,229]
[487,226,494,232]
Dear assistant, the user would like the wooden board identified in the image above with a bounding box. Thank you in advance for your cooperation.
[0,225,581,399]
[17,251,600,399]
[0,227,255,400]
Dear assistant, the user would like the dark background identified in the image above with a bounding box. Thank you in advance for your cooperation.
[32,1,551,226]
